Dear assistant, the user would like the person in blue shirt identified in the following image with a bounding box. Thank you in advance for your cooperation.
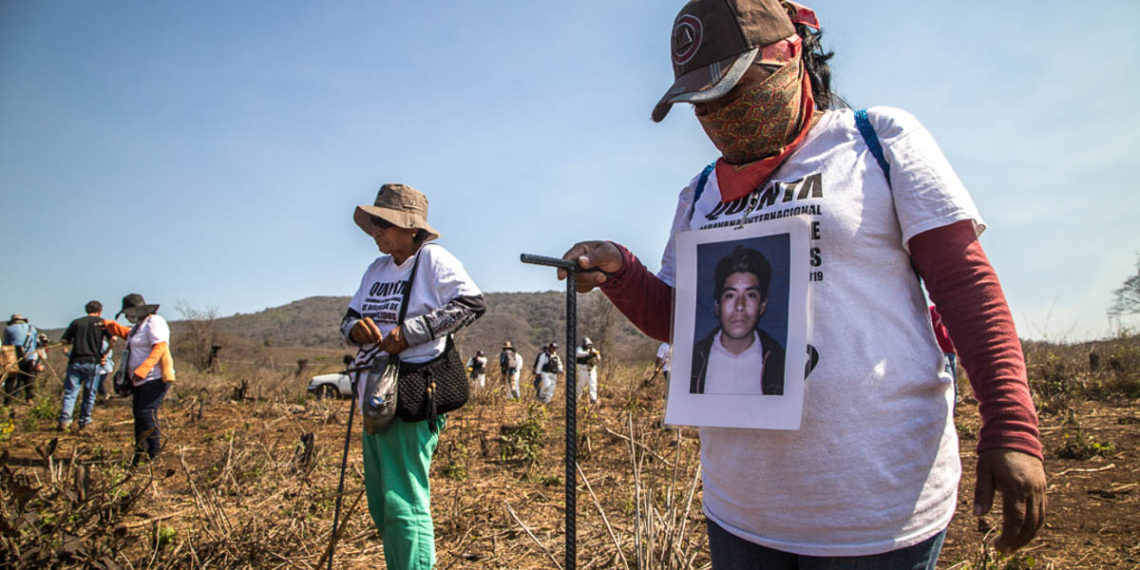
[3,314,40,405]
[96,338,114,399]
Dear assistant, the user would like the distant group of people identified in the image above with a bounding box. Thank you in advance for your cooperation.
[4,295,176,466]
[531,338,605,404]
[465,337,602,404]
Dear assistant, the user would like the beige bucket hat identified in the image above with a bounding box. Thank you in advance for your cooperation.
[353,183,441,241]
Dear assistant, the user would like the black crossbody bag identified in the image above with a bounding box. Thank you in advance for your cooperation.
[113,322,139,396]
[393,247,469,431]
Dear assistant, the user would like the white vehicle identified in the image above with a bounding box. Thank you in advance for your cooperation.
[307,372,354,399]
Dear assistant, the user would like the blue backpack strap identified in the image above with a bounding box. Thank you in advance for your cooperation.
[855,109,890,183]
[687,161,716,221]
[693,161,715,203]
[857,109,927,290]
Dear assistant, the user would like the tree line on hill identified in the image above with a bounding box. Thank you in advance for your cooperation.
[164,292,658,374]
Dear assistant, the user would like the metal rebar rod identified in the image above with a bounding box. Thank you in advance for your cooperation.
[564,262,577,570]
[520,252,578,570]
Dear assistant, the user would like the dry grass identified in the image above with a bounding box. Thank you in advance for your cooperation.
[2,334,1138,568]
[1,358,711,568]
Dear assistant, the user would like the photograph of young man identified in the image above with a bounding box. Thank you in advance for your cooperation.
[690,245,785,395]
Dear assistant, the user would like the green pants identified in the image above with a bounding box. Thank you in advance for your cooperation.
[361,416,444,570]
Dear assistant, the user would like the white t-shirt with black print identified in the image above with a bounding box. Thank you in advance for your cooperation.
[348,244,481,406]
[660,107,982,556]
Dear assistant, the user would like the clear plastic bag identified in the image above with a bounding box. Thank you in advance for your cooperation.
[362,355,399,435]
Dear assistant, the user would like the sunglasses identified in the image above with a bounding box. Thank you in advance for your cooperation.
[371,215,395,229]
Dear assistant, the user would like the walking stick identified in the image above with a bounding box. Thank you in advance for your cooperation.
[520,253,581,570]
[326,363,370,570]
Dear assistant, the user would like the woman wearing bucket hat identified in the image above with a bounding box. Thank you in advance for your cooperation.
[560,0,1044,566]
[3,313,41,406]
[340,183,485,570]
[102,294,176,465]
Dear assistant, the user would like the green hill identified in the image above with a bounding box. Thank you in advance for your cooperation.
[172,291,658,370]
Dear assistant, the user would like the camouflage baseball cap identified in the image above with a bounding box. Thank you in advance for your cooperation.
[651,0,798,122]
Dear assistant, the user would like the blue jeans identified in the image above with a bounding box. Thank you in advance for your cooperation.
[944,353,958,381]
[707,519,946,570]
[60,362,100,426]
[132,380,170,462]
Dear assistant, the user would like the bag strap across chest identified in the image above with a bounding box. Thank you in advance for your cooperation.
[390,246,429,367]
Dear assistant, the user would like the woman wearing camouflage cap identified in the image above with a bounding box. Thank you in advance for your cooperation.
[559,0,1045,566]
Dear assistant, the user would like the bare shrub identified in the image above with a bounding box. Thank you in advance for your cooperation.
[175,303,221,372]
[1022,332,1140,414]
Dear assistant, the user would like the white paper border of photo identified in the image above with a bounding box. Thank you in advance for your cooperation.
[665,217,809,430]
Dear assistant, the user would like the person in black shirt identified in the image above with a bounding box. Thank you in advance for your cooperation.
[58,300,110,432]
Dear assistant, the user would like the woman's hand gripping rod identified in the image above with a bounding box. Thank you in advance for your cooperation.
[520,253,583,570]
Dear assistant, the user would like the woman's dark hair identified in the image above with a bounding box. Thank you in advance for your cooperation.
[413,229,430,244]
[795,23,844,110]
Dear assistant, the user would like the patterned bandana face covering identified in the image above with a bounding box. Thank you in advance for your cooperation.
[696,54,805,165]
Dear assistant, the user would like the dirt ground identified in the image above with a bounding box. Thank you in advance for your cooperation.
[945,397,1139,569]
[2,367,1138,569]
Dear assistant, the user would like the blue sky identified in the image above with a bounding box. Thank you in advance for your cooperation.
[2,1,1138,340]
